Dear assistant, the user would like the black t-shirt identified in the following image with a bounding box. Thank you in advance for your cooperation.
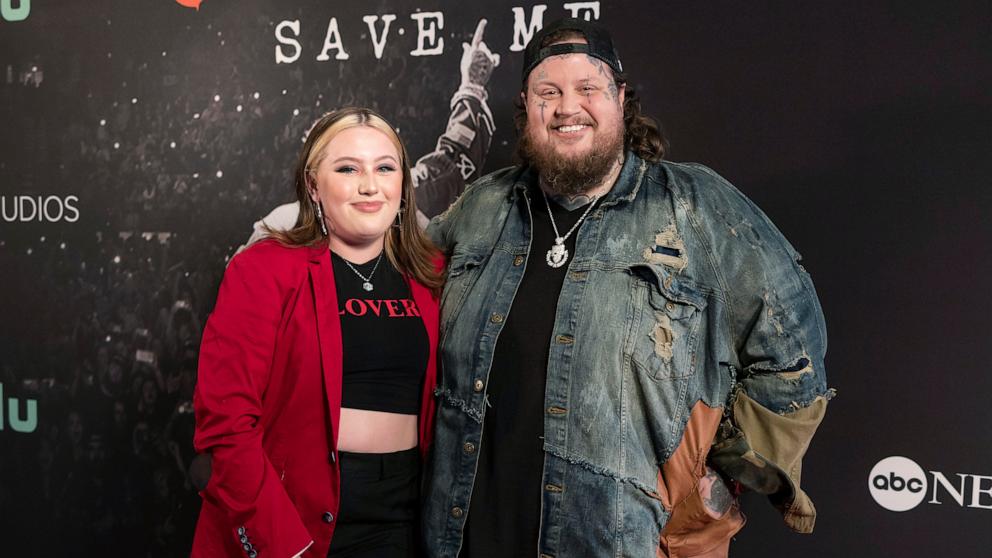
[461,187,594,557]
[332,251,429,415]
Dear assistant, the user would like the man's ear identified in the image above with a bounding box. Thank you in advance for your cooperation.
[618,83,626,107]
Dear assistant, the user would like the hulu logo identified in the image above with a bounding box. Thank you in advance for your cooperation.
[1,0,31,22]
[0,382,38,433]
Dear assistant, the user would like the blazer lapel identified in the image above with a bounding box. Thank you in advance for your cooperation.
[307,247,343,449]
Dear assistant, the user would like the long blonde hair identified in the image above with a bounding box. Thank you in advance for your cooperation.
[266,107,443,294]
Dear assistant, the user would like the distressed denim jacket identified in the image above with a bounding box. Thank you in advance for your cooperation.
[424,153,831,558]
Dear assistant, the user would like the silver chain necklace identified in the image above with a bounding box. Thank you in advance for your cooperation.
[340,252,384,291]
[540,189,599,268]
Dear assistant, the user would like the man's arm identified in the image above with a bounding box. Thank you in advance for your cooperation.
[685,165,831,534]
[659,166,830,558]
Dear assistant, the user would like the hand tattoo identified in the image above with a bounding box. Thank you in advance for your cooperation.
[699,467,734,519]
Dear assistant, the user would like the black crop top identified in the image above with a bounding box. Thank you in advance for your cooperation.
[331,251,428,415]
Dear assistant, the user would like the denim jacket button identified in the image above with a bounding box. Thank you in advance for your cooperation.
[450,506,464,518]
[547,406,567,415]
[665,302,675,312]
[473,379,484,392]
[490,313,504,324]
[513,255,524,266]
[555,334,574,345]
[463,442,476,454]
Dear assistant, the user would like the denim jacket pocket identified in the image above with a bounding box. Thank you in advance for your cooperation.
[626,264,707,381]
[439,248,487,340]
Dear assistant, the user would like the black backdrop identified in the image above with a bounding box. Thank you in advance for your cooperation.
[1,1,990,556]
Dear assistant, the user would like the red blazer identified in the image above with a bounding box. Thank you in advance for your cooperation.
[191,240,439,558]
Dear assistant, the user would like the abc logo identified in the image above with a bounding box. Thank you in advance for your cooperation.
[869,456,927,511]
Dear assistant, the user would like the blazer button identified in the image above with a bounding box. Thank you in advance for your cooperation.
[249,551,257,558]
[328,451,336,464]
[242,543,252,552]
[322,511,335,523]
[237,526,246,536]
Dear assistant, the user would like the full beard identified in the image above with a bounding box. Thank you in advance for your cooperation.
[519,122,625,197]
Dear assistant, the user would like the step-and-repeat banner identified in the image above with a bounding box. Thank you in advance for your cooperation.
[1,1,989,555]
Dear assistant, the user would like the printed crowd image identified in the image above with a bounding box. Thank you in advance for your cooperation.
[1,1,989,557]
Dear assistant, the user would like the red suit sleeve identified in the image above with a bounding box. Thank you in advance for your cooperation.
[193,252,313,558]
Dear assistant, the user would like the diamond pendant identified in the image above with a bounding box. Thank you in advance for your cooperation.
[546,239,569,268]
[362,281,374,292]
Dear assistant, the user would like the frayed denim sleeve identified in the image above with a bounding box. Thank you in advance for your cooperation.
[671,162,833,532]
[677,162,830,412]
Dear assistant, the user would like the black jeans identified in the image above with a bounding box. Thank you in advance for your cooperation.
[327,448,421,557]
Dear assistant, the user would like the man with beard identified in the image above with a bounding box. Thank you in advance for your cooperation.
[423,18,832,558]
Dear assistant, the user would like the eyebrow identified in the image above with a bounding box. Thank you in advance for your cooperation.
[532,75,607,87]
[330,155,399,164]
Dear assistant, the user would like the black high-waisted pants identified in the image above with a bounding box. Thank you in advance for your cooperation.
[327,448,421,558]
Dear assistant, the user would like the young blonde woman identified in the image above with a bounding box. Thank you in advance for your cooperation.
[191,108,443,558]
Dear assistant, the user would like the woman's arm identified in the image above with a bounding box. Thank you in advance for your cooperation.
[193,251,312,558]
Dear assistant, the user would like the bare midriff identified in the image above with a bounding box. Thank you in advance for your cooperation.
[337,408,418,453]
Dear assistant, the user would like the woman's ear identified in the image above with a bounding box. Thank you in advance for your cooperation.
[306,174,319,203]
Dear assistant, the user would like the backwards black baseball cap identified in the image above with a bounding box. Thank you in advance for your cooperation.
[521,17,623,83]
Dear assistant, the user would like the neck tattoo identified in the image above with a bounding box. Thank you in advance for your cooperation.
[540,188,600,268]
[549,192,597,211]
